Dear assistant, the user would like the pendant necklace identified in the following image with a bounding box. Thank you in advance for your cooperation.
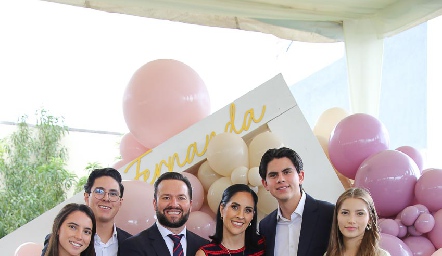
[221,243,245,256]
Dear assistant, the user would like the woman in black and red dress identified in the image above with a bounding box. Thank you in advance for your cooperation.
[196,184,265,256]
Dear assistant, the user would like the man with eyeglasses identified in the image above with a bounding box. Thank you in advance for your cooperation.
[41,168,131,256]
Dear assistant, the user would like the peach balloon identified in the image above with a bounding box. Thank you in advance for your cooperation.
[316,135,330,159]
[182,172,204,211]
[207,177,233,213]
[313,107,349,140]
[206,132,248,176]
[433,249,442,256]
[15,242,43,256]
[123,59,211,149]
[231,166,248,184]
[248,131,284,167]
[428,209,442,249]
[186,211,216,240]
[197,161,221,191]
[248,167,262,187]
[257,186,278,214]
[115,180,156,235]
[120,132,149,161]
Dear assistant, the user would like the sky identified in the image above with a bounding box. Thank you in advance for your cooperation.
[0,0,344,134]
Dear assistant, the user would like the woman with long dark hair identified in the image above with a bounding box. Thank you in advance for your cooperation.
[196,184,265,256]
[44,203,96,256]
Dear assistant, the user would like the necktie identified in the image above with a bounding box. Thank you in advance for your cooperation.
[168,234,184,256]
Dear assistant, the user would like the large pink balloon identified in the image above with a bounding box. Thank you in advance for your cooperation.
[329,113,389,179]
[186,211,216,240]
[115,180,156,235]
[380,233,413,256]
[120,133,149,161]
[396,146,424,172]
[15,242,43,256]
[123,59,211,149]
[403,236,436,256]
[428,209,442,249]
[354,150,420,217]
[415,169,442,212]
[182,172,204,212]
[379,219,399,237]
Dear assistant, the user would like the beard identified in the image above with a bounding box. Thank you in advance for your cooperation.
[156,207,190,228]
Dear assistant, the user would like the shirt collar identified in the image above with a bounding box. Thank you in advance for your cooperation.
[156,221,187,239]
[277,190,306,221]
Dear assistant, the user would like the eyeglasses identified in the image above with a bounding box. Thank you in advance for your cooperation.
[91,188,121,202]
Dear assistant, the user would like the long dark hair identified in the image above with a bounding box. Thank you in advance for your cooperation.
[44,203,96,256]
[210,184,260,250]
[325,187,381,256]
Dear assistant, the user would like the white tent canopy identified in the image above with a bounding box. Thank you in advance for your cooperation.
[41,0,442,117]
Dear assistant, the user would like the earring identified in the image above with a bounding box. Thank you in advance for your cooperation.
[366,224,371,230]
[221,216,223,220]
[249,222,251,227]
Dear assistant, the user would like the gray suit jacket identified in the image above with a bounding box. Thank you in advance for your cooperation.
[119,223,209,256]
[259,193,334,256]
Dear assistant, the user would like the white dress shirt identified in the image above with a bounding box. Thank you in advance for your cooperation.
[94,224,119,256]
[274,192,306,256]
[157,221,188,256]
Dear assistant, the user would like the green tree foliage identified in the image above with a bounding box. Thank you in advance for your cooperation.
[74,162,103,194]
[0,109,77,238]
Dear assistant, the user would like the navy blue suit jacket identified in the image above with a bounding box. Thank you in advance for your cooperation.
[258,193,334,256]
[119,223,209,256]
[41,227,131,256]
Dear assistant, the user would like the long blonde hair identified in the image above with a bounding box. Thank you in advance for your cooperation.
[325,187,381,256]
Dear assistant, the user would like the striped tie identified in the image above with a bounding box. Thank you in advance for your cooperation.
[168,234,184,256]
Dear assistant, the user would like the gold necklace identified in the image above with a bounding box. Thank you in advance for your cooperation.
[221,243,245,256]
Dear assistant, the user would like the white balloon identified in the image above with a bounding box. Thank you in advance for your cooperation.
[248,131,284,168]
[207,177,233,213]
[257,186,278,214]
[197,161,221,191]
[231,166,248,184]
[248,167,262,187]
[206,132,249,176]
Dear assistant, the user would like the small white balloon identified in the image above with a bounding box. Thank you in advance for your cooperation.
[248,167,262,187]
[231,166,248,184]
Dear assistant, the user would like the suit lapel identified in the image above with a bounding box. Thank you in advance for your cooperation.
[266,211,278,256]
[149,224,171,256]
[297,194,318,256]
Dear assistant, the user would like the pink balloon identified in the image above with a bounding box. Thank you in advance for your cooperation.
[182,172,204,212]
[115,180,156,235]
[380,233,413,256]
[408,225,423,236]
[395,219,408,238]
[403,236,436,256]
[354,150,420,217]
[415,169,442,212]
[328,113,389,179]
[400,206,420,226]
[414,204,430,214]
[415,213,435,233]
[186,211,216,240]
[111,159,129,170]
[120,133,149,161]
[199,202,217,220]
[379,219,399,237]
[123,59,211,149]
[15,242,43,256]
[428,209,442,249]
[396,146,424,172]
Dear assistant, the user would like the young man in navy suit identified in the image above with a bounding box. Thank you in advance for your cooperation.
[120,172,209,256]
[42,168,131,256]
[258,147,334,256]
